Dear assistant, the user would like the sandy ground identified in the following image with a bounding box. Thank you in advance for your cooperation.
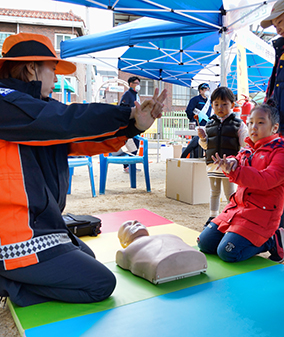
[0,148,230,336]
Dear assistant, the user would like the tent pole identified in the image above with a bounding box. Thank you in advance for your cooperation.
[157,79,162,163]
[220,28,226,86]
[86,7,92,102]
[61,75,65,103]
[220,9,227,87]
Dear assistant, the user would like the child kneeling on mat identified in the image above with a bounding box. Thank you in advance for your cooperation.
[197,102,284,263]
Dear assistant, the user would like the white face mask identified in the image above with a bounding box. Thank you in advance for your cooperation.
[204,90,210,98]
[135,84,141,92]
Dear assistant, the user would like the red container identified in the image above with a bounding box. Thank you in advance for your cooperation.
[237,95,255,123]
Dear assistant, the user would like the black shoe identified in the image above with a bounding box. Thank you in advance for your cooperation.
[269,228,284,263]
[203,217,215,229]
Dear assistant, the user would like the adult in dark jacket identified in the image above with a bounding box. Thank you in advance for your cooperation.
[261,0,284,228]
[261,0,284,134]
[120,76,141,172]
[0,33,166,307]
[181,83,211,158]
[120,76,141,107]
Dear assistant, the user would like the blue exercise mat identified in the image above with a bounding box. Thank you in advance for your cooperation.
[24,264,284,337]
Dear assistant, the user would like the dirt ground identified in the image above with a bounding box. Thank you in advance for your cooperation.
[0,149,229,336]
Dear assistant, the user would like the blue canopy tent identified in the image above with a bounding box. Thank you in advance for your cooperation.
[55,0,275,31]
[115,35,272,93]
[61,17,218,60]
[57,0,276,85]
[60,15,273,93]
[60,17,223,89]
[115,31,222,88]
[227,51,272,93]
[56,0,225,27]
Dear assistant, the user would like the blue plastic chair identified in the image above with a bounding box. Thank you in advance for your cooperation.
[99,135,151,194]
[67,156,96,197]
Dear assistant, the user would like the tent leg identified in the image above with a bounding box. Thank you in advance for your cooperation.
[157,80,162,163]
[220,29,226,86]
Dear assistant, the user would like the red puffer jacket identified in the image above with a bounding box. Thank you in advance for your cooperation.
[214,134,284,247]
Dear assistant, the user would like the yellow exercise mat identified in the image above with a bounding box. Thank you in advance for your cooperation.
[81,223,199,264]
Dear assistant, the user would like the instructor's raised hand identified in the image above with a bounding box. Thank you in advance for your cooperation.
[131,88,167,131]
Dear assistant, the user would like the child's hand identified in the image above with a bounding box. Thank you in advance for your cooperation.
[211,153,237,174]
[197,127,206,139]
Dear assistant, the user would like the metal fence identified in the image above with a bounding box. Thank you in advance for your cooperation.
[144,111,190,141]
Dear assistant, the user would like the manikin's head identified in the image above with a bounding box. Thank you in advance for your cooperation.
[118,220,149,248]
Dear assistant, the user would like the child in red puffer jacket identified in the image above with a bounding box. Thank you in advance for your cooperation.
[197,102,284,263]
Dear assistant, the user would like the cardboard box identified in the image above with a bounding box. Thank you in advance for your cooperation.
[173,144,182,158]
[166,158,210,204]
[160,145,182,161]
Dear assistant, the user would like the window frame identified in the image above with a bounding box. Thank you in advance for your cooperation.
[140,79,155,96]
[172,84,197,106]
[55,34,76,51]
[64,75,78,95]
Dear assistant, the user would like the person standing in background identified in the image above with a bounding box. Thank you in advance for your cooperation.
[261,0,284,134]
[261,0,284,228]
[120,76,141,107]
[181,83,212,158]
[120,76,141,172]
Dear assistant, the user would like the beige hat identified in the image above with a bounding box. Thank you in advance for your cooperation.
[261,0,284,28]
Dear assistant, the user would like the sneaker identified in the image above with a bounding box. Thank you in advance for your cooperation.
[0,296,7,308]
[269,228,284,262]
[203,216,215,229]
[123,167,141,173]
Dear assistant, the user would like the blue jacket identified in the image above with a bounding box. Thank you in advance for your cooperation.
[185,94,211,126]
[0,78,140,271]
[120,88,137,107]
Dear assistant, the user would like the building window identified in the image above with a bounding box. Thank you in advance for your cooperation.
[172,84,197,106]
[102,76,115,83]
[0,33,13,54]
[140,79,154,96]
[65,76,78,95]
[55,34,76,51]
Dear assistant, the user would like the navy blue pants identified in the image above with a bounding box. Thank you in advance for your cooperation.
[181,136,203,158]
[0,237,116,307]
[197,222,274,262]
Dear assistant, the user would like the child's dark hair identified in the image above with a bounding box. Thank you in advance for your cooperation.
[211,86,235,103]
[250,100,280,127]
